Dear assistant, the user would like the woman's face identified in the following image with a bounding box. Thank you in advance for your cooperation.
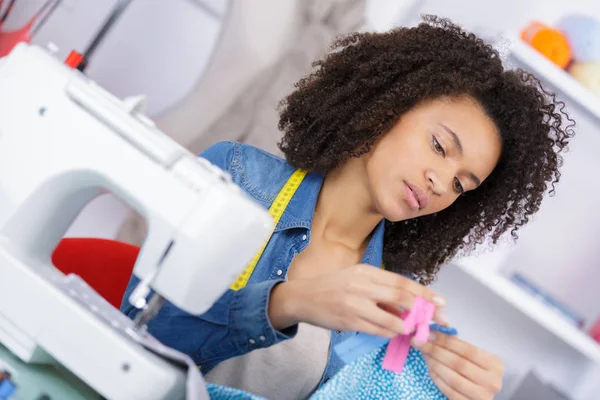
[364,96,502,222]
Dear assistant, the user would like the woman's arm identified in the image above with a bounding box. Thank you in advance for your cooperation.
[121,276,297,373]
[269,264,447,339]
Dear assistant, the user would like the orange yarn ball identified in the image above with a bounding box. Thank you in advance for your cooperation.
[521,21,572,68]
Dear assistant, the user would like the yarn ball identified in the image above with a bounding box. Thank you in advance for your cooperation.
[568,62,600,96]
[557,15,600,62]
[569,61,600,96]
[521,21,572,68]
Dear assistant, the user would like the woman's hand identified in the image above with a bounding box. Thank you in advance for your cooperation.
[268,263,447,338]
[418,333,504,400]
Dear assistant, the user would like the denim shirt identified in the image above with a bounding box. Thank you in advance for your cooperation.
[120,141,386,387]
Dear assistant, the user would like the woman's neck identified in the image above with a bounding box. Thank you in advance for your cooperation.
[313,157,383,250]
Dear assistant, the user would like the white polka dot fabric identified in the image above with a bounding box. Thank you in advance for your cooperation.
[206,344,446,399]
[312,345,447,399]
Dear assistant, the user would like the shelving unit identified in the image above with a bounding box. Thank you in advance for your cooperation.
[490,34,600,363]
[507,33,600,123]
[454,261,600,364]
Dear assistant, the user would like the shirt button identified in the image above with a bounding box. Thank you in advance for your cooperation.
[276,269,283,276]
[259,335,266,341]
[248,338,256,345]
[302,234,307,241]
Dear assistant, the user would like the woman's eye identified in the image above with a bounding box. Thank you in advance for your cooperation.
[433,137,445,157]
[453,178,465,195]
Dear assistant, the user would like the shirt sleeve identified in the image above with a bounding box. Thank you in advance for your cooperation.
[198,141,235,171]
[120,141,298,372]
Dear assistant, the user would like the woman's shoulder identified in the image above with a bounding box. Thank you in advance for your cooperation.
[199,141,295,206]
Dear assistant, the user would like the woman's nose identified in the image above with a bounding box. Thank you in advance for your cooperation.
[425,169,448,196]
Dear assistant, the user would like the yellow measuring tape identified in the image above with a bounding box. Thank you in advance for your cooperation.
[229,169,309,291]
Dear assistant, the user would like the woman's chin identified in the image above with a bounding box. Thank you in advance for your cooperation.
[381,201,412,223]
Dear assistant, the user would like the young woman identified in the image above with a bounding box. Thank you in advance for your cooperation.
[122,16,573,400]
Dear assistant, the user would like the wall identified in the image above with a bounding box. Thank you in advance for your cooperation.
[397,0,600,34]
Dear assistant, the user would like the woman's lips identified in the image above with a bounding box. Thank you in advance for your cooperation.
[403,181,430,210]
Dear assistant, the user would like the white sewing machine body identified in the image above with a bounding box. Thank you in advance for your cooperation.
[0,43,273,399]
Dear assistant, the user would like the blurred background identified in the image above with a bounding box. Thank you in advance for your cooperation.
[2,0,600,398]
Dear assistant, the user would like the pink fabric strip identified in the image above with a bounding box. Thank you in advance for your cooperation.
[382,333,411,374]
[414,299,435,343]
[382,296,436,374]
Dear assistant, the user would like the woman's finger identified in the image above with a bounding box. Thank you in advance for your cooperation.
[428,370,469,400]
[431,334,503,373]
[364,266,446,308]
[357,276,449,326]
[351,297,406,335]
[352,317,399,338]
[378,303,405,318]
[361,282,415,313]
[420,340,492,387]
[426,356,490,400]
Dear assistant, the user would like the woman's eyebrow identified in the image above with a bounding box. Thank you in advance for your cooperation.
[440,123,463,155]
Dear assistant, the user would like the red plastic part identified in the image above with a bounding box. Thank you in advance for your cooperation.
[52,238,140,308]
[64,50,83,68]
[0,20,33,57]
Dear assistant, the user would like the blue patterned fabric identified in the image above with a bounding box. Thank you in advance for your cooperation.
[312,346,446,400]
[206,344,447,400]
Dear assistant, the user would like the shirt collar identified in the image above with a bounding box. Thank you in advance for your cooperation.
[361,219,385,267]
[275,172,385,267]
[273,172,324,232]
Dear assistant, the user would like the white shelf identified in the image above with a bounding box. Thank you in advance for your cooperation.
[455,262,600,364]
[507,34,600,123]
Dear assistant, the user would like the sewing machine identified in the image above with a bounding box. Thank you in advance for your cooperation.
[0,42,274,399]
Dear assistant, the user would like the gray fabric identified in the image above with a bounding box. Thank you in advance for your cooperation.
[187,0,367,156]
[205,323,331,400]
[136,334,209,400]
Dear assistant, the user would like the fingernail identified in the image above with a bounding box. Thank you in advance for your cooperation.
[411,338,425,348]
[428,332,437,341]
[435,310,449,325]
[433,296,446,307]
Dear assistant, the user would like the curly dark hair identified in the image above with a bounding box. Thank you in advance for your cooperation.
[277,15,575,284]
